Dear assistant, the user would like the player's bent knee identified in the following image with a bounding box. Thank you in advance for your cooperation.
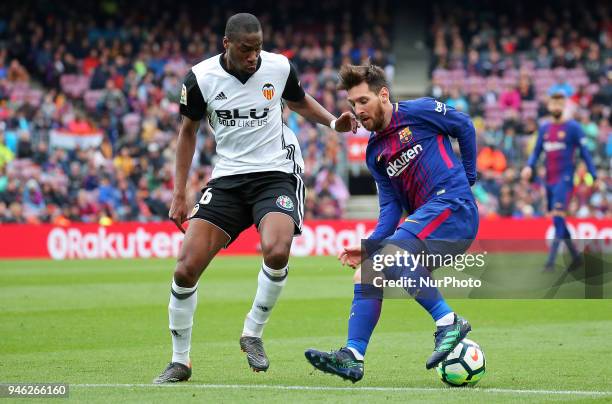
[262,248,290,269]
[261,240,291,269]
[174,256,204,287]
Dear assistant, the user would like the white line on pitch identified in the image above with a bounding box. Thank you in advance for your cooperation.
[71,384,611,396]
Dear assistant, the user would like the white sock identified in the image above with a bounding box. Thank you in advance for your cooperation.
[435,312,455,327]
[168,280,198,366]
[242,262,288,338]
[347,347,364,361]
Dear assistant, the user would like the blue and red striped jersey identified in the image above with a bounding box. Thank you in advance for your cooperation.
[366,98,477,239]
[527,120,597,185]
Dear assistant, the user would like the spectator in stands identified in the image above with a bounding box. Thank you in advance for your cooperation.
[517,75,535,101]
[0,177,20,206]
[22,179,45,221]
[67,112,94,134]
[314,191,342,219]
[0,201,7,221]
[75,189,98,222]
[477,144,507,175]
[41,182,68,208]
[16,131,33,159]
[499,84,521,111]
[0,131,14,168]
[97,79,127,115]
[446,88,469,112]
[5,201,26,223]
[113,147,134,177]
[428,1,609,218]
[7,59,29,82]
[3,1,608,222]
[497,185,515,217]
[50,205,71,226]
[1,0,396,222]
[315,168,350,211]
[535,47,552,69]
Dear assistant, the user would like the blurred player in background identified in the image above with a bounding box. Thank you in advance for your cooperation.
[305,65,478,382]
[521,90,598,272]
[154,13,356,384]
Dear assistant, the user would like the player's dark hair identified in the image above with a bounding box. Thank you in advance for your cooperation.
[338,64,390,95]
[225,13,262,41]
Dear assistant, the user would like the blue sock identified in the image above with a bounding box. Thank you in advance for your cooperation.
[346,284,382,358]
[393,262,453,322]
[547,216,570,266]
[564,239,578,259]
[559,219,579,258]
[546,239,562,266]
[384,234,453,322]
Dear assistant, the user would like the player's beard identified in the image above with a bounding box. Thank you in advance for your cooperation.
[368,102,386,132]
[551,110,563,120]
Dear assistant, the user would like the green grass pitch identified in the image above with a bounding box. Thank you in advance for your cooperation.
[1,256,611,403]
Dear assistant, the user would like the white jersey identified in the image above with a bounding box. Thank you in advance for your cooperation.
[180,51,306,179]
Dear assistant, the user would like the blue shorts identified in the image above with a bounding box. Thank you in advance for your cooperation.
[387,196,479,256]
[546,181,573,212]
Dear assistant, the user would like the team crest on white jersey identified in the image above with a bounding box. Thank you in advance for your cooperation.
[262,83,275,100]
[276,195,294,211]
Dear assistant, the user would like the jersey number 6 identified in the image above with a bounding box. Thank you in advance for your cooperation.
[199,188,213,205]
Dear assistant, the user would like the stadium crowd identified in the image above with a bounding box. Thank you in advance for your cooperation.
[1,1,610,225]
[428,1,611,218]
[0,0,393,224]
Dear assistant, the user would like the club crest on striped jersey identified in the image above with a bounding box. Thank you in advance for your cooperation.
[558,131,566,139]
[262,83,275,100]
[399,126,413,144]
[276,195,294,211]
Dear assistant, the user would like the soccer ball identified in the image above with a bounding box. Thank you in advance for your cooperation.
[436,338,486,387]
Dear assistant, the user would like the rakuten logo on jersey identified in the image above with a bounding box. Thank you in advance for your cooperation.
[47,227,184,259]
[386,144,423,177]
[543,141,566,152]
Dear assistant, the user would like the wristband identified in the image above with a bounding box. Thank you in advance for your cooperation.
[330,119,337,131]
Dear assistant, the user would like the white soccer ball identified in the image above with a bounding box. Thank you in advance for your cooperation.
[436,338,486,387]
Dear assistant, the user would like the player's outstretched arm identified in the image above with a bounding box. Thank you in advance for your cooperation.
[368,163,403,240]
[281,60,356,132]
[169,117,200,233]
[523,126,545,181]
[286,94,357,133]
[573,123,597,180]
[419,99,478,185]
[450,113,477,185]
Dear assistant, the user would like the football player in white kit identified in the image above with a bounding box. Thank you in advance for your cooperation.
[154,13,356,383]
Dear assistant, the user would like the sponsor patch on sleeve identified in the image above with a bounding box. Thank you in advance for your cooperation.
[180,84,187,105]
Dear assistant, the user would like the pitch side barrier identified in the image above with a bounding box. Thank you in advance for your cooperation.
[0,219,610,260]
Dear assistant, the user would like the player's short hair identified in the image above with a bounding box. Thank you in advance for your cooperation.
[225,13,262,41]
[549,92,566,100]
[338,64,390,95]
